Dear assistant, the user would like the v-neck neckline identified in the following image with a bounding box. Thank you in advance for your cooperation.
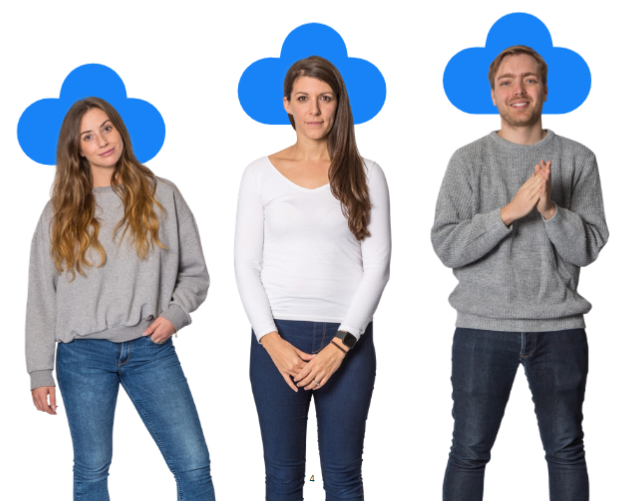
[266,156,330,192]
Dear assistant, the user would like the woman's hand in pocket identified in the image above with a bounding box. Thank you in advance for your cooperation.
[261,332,315,392]
[143,316,177,344]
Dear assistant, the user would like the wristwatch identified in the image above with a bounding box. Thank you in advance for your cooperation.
[334,330,357,350]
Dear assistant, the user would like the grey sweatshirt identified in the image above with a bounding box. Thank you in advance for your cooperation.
[26,178,209,390]
[431,130,608,332]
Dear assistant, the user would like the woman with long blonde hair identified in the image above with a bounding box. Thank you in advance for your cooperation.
[26,97,215,500]
[235,56,391,500]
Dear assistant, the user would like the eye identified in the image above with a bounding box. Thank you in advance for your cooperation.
[500,81,510,86]
[321,96,332,102]
[103,125,113,132]
[83,134,92,141]
[297,96,307,101]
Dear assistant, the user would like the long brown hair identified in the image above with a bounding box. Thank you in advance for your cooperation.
[51,97,166,280]
[284,56,371,240]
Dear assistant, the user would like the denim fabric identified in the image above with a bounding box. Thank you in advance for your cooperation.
[56,335,215,501]
[250,320,376,501]
[443,328,589,501]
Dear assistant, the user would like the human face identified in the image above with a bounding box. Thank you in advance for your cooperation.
[283,76,337,141]
[79,107,124,170]
[491,54,548,129]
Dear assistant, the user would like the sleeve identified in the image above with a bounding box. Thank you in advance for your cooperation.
[25,216,58,390]
[542,153,609,266]
[233,166,278,341]
[431,152,512,269]
[159,214,210,332]
[337,163,392,339]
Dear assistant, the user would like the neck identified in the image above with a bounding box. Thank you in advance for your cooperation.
[497,120,546,145]
[292,134,331,162]
[90,165,118,188]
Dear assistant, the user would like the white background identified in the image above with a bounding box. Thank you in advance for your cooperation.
[2,1,616,500]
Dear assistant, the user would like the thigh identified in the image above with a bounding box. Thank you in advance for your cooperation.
[313,323,376,498]
[249,323,313,490]
[56,340,120,468]
[524,330,588,451]
[451,328,520,454]
[120,336,210,471]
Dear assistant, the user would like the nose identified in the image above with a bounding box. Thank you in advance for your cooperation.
[97,135,109,148]
[310,97,320,116]
[513,81,527,96]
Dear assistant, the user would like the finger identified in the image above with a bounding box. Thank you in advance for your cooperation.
[313,372,331,391]
[50,387,58,413]
[280,370,298,392]
[296,350,315,362]
[535,164,541,174]
[297,366,320,387]
[294,362,313,382]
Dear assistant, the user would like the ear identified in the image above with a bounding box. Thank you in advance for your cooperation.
[283,96,292,115]
[543,85,548,103]
[79,151,84,157]
[491,87,496,107]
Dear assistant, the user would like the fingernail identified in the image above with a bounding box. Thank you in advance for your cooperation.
[142,332,148,336]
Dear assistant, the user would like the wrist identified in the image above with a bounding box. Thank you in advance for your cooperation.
[260,331,280,348]
[500,204,515,227]
[541,202,556,221]
[330,337,349,356]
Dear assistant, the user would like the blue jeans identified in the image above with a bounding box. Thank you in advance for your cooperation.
[250,320,376,501]
[56,335,215,501]
[443,328,589,501]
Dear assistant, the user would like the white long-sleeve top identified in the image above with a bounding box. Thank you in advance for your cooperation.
[234,156,391,341]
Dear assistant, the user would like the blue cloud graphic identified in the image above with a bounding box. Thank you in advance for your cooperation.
[443,13,591,114]
[18,64,165,165]
[238,23,386,125]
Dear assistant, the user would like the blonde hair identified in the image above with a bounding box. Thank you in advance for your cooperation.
[488,45,548,90]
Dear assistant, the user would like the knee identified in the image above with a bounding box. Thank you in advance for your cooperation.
[545,437,586,466]
[322,460,363,499]
[73,456,111,484]
[449,442,492,470]
[264,458,304,496]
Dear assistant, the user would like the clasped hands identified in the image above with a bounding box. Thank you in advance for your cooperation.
[501,160,556,227]
[261,331,347,392]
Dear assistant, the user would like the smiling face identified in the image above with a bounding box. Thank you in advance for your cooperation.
[79,107,124,171]
[491,53,548,129]
[283,76,338,141]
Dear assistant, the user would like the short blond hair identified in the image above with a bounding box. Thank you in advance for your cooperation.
[488,45,548,90]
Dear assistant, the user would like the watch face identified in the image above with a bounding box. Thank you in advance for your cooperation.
[342,333,357,349]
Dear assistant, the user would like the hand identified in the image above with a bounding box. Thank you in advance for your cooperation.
[143,316,177,344]
[535,160,556,220]
[501,171,544,226]
[261,332,315,392]
[32,386,57,415]
[294,338,348,391]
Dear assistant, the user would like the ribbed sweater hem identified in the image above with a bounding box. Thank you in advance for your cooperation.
[456,312,585,332]
[58,319,153,344]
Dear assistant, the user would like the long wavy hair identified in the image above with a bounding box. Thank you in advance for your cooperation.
[284,56,371,240]
[51,97,166,280]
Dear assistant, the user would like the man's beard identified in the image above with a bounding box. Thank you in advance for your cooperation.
[499,102,543,129]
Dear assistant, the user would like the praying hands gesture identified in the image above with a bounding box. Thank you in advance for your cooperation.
[501,159,555,226]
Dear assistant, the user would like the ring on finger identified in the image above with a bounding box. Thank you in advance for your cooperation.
[314,379,321,387]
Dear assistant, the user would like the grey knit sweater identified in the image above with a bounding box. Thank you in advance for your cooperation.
[26,179,209,390]
[431,130,608,332]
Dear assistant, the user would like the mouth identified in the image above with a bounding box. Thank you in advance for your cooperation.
[306,121,324,126]
[99,147,115,157]
[510,100,530,109]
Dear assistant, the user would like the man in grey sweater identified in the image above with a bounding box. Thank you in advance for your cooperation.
[432,46,608,501]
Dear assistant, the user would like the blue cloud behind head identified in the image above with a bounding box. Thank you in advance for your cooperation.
[18,64,165,165]
[238,23,386,125]
[443,13,591,114]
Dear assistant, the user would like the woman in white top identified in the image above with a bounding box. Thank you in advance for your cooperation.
[234,56,391,500]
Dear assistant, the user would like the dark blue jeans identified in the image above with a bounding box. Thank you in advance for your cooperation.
[250,320,376,501]
[56,335,215,501]
[444,328,589,501]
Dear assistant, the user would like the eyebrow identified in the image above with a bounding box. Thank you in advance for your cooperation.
[294,91,335,96]
[497,72,539,80]
[80,119,111,136]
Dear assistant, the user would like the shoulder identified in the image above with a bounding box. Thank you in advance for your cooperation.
[451,135,493,164]
[551,132,596,161]
[361,157,385,182]
[239,156,273,189]
[154,176,193,224]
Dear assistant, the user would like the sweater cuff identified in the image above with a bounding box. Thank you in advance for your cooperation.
[30,370,55,391]
[160,304,191,332]
[255,324,278,344]
[542,204,561,224]
[337,324,361,340]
